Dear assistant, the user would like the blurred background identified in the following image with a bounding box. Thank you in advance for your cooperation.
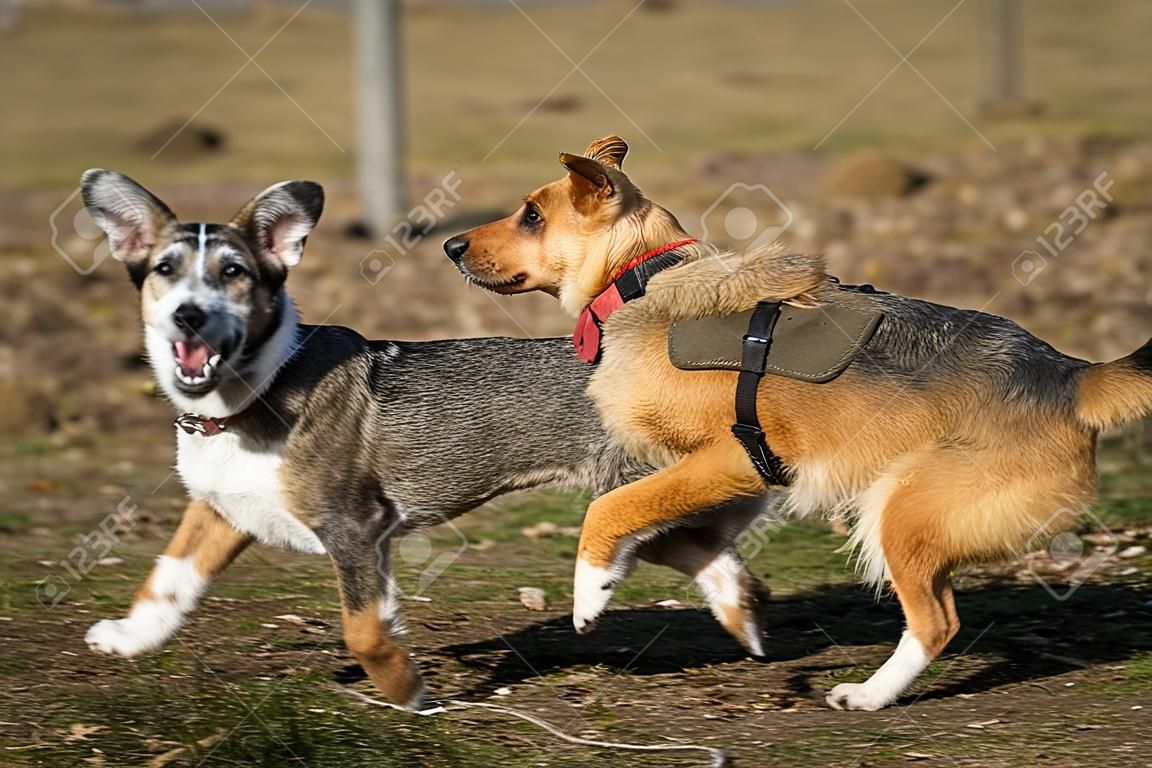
[3,2,1152,764]
[3,0,1152,442]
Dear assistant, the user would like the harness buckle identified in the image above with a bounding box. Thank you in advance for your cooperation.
[731,422,765,442]
[740,334,771,374]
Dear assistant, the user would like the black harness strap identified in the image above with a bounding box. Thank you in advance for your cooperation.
[731,301,790,486]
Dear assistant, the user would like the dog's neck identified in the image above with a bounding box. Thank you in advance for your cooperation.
[563,202,696,315]
[145,289,301,419]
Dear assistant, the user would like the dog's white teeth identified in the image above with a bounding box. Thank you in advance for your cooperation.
[174,367,210,386]
[208,354,222,367]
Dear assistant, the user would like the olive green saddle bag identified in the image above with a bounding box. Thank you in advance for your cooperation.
[667,289,884,382]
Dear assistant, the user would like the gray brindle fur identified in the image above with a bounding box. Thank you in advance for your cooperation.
[77,170,772,708]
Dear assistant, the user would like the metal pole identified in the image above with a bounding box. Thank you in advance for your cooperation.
[355,0,406,237]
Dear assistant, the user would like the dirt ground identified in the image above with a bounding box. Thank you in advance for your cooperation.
[3,2,1152,767]
[3,430,1151,767]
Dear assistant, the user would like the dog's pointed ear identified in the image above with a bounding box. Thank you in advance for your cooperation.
[80,169,178,265]
[229,181,324,269]
[560,152,616,199]
[583,135,628,169]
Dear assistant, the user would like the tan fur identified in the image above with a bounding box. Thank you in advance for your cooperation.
[1077,358,1152,430]
[454,135,1148,704]
[133,500,251,604]
[341,602,423,706]
[579,441,766,568]
[583,135,629,168]
[454,135,687,314]
[616,244,828,322]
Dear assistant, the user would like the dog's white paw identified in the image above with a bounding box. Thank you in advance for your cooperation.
[825,682,892,711]
[85,618,157,657]
[572,559,615,634]
[85,601,183,657]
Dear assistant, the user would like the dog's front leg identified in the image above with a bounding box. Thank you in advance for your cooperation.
[636,495,774,657]
[86,499,252,657]
[573,443,765,633]
[321,522,425,710]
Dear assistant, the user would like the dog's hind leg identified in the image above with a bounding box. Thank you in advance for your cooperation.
[825,564,957,711]
[322,522,425,710]
[636,497,774,656]
[86,499,252,657]
[574,442,765,633]
[826,484,960,711]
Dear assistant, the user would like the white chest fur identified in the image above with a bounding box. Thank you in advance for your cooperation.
[176,430,326,554]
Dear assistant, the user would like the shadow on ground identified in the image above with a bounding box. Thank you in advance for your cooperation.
[427,581,1152,704]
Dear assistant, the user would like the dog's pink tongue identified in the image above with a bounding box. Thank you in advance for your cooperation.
[174,341,210,376]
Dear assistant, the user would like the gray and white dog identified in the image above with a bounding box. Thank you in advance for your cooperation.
[78,171,772,707]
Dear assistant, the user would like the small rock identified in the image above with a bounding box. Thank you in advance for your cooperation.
[493,687,511,697]
[520,521,559,540]
[1003,208,1030,232]
[655,599,685,608]
[966,719,1001,729]
[137,118,227,158]
[518,587,548,611]
[1131,705,1143,711]
[96,557,122,567]
[275,614,306,624]
[1118,545,1146,559]
[820,150,929,200]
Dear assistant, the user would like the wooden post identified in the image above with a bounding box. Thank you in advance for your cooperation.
[354,0,406,237]
[981,0,1035,116]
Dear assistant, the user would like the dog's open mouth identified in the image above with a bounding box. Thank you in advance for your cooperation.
[172,339,234,392]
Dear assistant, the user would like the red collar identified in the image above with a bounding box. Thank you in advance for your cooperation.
[174,400,260,437]
[573,238,697,363]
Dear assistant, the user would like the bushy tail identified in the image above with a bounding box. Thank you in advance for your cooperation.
[1076,337,1152,430]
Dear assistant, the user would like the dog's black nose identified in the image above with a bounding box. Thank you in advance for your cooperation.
[443,236,469,264]
[173,303,207,332]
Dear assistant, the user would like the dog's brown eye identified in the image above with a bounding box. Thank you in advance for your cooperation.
[221,263,246,280]
[154,262,175,277]
[521,204,543,228]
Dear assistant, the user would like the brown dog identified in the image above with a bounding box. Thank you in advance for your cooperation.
[445,136,1152,710]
